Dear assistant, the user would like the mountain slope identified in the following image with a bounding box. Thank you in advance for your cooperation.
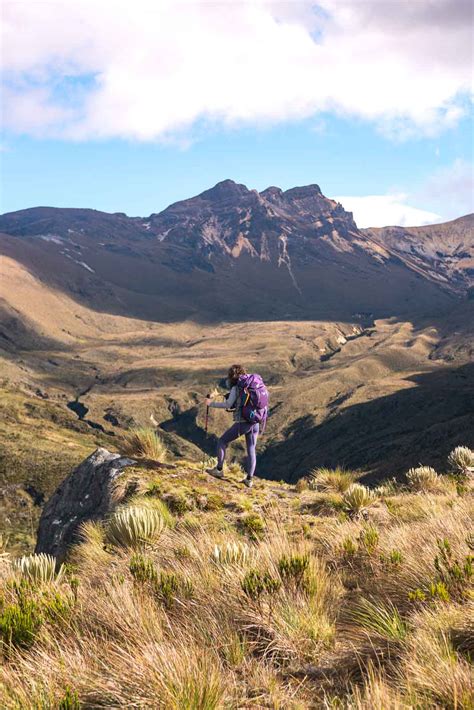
[0,181,459,323]
[0,181,472,499]
[364,213,474,294]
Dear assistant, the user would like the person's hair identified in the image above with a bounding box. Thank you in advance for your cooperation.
[228,364,246,385]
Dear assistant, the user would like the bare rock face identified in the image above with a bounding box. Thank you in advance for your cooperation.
[35,447,135,562]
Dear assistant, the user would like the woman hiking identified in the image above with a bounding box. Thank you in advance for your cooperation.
[205,364,268,488]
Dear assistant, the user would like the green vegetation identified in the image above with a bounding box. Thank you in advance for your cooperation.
[0,579,74,657]
[241,568,281,600]
[349,598,409,641]
[236,512,266,540]
[278,552,310,590]
[0,440,472,708]
[129,553,158,584]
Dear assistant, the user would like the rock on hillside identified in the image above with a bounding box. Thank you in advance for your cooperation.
[35,448,136,562]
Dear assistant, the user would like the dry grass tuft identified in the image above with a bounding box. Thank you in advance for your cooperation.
[119,427,167,462]
[309,466,358,493]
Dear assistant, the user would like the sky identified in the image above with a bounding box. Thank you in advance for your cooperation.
[1,0,473,227]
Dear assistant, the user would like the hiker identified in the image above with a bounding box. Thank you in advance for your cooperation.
[205,364,268,488]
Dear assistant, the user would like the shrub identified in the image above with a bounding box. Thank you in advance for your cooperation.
[146,482,163,497]
[241,569,280,600]
[106,506,165,548]
[409,581,451,604]
[237,512,266,540]
[309,467,357,493]
[129,553,158,584]
[14,553,65,585]
[0,597,41,652]
[349,598,408,641]
[278,553,310,590]
[162,492,194,516]
[0,579,73,654]
[386,549,403,566]
[406,465,440,492]
[408,539,473,604]
[40,589,74,623]
[342,484,377,517]
[119,427,167,462]
[408,588,427,603]
[359,525,379,554]
[212,542,251,566]
[434,538,472,601]
[58,688,80,710]
[341,537,358,557]
[428,581,451,602]
[448,446,474,477]
[154,571,193,609]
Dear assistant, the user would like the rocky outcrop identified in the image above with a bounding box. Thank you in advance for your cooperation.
[35,447,135,562]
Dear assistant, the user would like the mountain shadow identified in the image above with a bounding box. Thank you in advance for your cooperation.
[259,362,474,483]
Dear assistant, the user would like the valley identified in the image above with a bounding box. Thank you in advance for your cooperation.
[0,181,473,552]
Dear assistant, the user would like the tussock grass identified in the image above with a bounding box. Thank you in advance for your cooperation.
[1,449,472,708]
[309,466,358,493]
[119,427,167,462]
[349,598,408,641]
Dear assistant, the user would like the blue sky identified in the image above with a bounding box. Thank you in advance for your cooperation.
[1,0,473,227]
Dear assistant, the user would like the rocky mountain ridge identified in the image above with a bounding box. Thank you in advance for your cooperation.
[364,213,474,295]
[0,180,469,323]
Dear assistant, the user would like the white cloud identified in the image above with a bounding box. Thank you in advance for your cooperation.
[420,159,474,218]
[1,0,472,142]
[335,193,442,228]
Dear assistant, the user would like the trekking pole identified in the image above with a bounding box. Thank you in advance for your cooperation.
[201,396,210,474]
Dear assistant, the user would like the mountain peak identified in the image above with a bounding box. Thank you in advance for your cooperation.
[260,186,283,199]
[283,184,322,200]
[198,179,251,202]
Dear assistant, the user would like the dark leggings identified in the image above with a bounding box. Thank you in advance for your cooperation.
[217,421,259,478]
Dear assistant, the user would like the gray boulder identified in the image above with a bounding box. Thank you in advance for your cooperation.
[35,447,135,562]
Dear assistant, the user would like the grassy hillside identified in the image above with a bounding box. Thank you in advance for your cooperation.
[1,255,473,493]
[0,437,472,709]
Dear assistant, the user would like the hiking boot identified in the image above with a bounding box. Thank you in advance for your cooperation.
[241,476,253,488]
[207,466,224,479]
